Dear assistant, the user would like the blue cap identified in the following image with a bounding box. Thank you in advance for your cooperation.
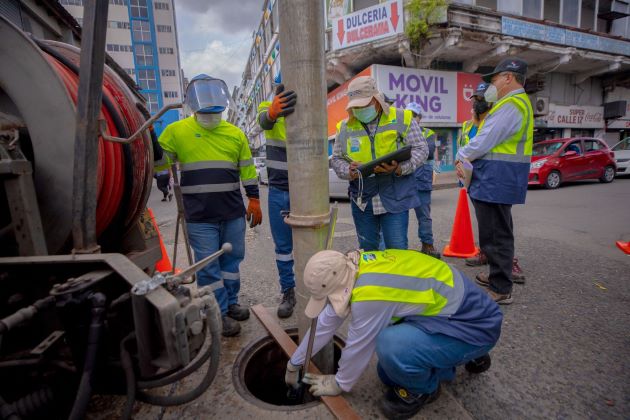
[469,82,489,99]
[197,106,226,114]
[482,58,528,83]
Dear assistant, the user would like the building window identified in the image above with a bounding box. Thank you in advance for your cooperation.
[157,25,172,33]
[161,69,176,77]
[498,0,522,15]
[60,0,84,5]
[158,47,174,54]
[138,69,157,90]
[561,0,581,26]
[132,20,151,42]
[125,68,135,76]
[108,21,130,30]
[130,0,148,18]
[155,2,170,10]
[523,0,543,19]
[145,92,159,114]
[164,91,179,98]
[476,0,497,9]
[353,0,379,11]
[134,44,154,66]
[110,0,128,5]
[107,44,132,52]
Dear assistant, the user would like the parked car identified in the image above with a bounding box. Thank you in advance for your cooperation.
[329,157,348,200]
[528,137,616,189]
[254,157,268,185]
[611,137,630,176]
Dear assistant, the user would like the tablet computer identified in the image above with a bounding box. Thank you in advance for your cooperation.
[356,146,412,177]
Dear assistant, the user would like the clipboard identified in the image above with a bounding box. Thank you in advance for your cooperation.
[356,146,412,177]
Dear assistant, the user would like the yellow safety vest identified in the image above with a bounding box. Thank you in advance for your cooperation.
[459,120,475,148]
[336,106,413,163]
[257,101,289,188]
[351,249,464,316]
[477,92,533,163]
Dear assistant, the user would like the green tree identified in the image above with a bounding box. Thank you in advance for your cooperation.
[405,0,448,52]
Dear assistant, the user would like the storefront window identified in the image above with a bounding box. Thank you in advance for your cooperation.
[434,128,456,171]
[534,128,563,142]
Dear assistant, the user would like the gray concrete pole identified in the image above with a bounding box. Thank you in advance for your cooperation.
[278,0,330,341]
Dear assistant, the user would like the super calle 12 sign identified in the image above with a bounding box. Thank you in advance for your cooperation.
[332,0,403,51]
[544,104,604,128]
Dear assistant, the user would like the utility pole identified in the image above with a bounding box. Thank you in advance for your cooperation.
[278,0,332,370]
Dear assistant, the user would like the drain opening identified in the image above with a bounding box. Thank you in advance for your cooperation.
[233,328,344,411]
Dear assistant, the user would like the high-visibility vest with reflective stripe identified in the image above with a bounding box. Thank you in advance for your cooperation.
[154,153,172,172]
[414,127,436,191]
[334,107,420,213]
[469,91,534,205]
[350,249,464,317]
[257,101,288,190]
[459,120,474,148]
[158,117,258,222]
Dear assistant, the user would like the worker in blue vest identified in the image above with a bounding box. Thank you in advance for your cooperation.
[460,83,526,282]
[257,74,298,318]
[159,74,262,337]
[405,102,440,259]
[331,76,428,251]
[285,249,502,419]
[456,58,533,305]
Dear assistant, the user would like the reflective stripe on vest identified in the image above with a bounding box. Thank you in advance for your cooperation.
[336,107,412,163]
[478,92,533,163]
[350,250,464,316]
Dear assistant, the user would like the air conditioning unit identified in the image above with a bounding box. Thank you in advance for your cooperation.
[534,96,549,116]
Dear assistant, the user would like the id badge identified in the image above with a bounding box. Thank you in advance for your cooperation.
[350,137,361,153]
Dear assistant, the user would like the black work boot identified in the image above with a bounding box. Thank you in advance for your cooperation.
[221,316,241,337]
[227,304,250,321]
[379,384,441,419]
[465,354,492,374]
[277,288,296,318]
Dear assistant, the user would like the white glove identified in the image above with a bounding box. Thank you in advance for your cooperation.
[285,360,301,389]
[302,373,342,396]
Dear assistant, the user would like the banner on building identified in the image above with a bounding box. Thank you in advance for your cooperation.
[543,104,605,129]
[326,65,481,136]
[332,0,403,51]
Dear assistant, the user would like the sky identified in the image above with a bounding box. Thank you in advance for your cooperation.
[174,0,265,91]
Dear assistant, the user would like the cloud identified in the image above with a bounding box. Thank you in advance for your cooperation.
[177,0,263,35]
[180,39,250,91]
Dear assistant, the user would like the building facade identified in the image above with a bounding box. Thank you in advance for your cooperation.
[231,0,630,169]
[61,0,184,135]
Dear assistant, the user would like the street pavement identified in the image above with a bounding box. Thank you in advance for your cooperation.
[107,176,630,419]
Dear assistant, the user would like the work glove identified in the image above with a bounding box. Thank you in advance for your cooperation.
[302,373,342,397]
[268,84,297,121]
[246,198,262,228]
[285,360,302,389]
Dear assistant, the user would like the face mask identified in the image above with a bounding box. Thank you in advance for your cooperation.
[195,113,222,130]
[352,105,378,123]
[484,84,498,103]
[473,99,491,116]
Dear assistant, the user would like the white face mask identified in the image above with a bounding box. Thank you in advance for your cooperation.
[484,84,498,103]
[195,113,222,130]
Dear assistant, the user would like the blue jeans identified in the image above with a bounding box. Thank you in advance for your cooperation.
[268,187,295,292]
[187,218,246,315]
[351,199,409,251]
[376,323,494,395]
[413,190,433,245]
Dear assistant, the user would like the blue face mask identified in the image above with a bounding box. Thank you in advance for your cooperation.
[353,105,378,123]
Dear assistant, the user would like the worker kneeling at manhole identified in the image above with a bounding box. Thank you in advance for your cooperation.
[286,249,502,419]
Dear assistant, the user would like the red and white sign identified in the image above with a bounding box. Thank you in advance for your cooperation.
[332,0,403,51]
[457,73,483,123]
[544,104,605,128]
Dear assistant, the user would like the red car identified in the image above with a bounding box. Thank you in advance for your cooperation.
[528,138,616,189]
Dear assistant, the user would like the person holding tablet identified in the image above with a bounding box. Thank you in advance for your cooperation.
[331,76,428,251]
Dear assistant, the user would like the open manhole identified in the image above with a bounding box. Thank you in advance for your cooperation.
[232,328,344,411]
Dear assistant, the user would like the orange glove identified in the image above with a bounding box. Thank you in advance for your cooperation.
[246,198,262,227]
[268,84,297,121]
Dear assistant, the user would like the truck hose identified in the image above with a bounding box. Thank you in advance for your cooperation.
[134,303,222,406]
[67,293,107,420]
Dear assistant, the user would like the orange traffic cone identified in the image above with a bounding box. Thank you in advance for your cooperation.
[147,208,174,272]
[443,188,480,258]
[616,241,630,255]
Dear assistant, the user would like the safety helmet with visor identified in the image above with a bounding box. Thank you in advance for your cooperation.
[184,74,231,114]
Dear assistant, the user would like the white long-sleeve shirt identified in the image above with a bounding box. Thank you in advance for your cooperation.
[290,301,426,392]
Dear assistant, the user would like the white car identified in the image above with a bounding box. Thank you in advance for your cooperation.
[254,157,268,185]
[329,157,349,200]
[612,138,630,176]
